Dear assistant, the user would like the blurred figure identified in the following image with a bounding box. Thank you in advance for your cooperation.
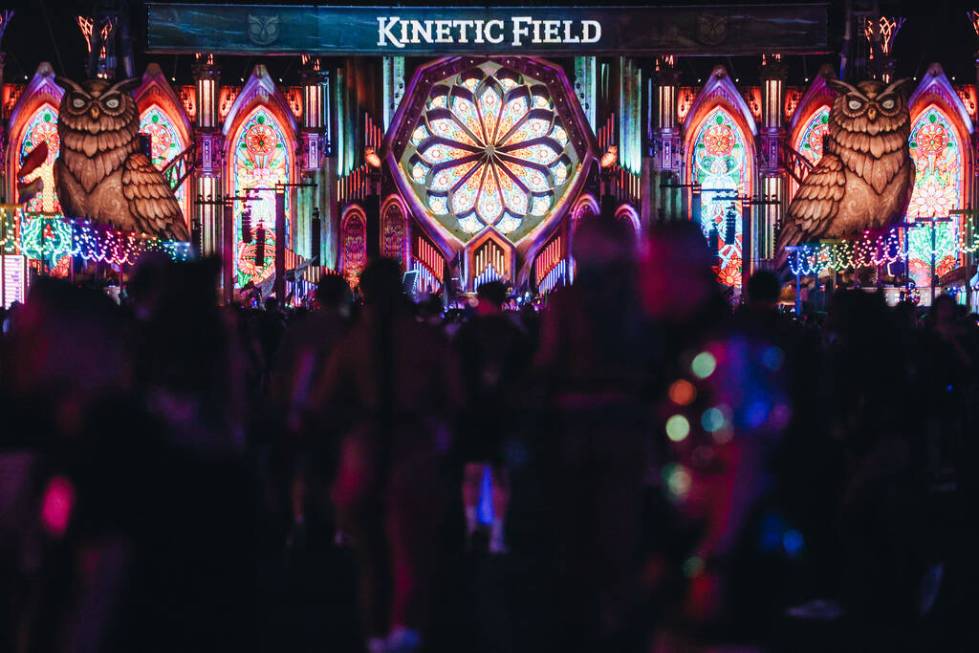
[131,257,245,450]
[454,280,530,554]
[535,213,650,652]
[313,258,460,653]
[4,273,259,652]
[1,280,129,652]
[267,274,353,549]
[271,274,352,434]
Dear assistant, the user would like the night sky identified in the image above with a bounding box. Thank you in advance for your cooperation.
[0,1,977,88]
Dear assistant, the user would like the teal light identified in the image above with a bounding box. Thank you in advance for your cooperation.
[691,351,717,379]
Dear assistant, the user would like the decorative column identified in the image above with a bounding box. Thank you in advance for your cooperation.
[651,55,682,222]
[969,10,979,309]
[76,14,119,80]
[757,52,788,272]
[299,56,329,266]
[192,53,224,262]
[863,16,905,82]
[0,10,13,205]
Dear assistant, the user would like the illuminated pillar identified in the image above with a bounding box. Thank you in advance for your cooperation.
[382,56,405,131]
[193,53,223,261]
[652,55,682,222]
[758,53,788,273]
[274,188,286,302]
[972,11,979,309]
[299,56,329,267]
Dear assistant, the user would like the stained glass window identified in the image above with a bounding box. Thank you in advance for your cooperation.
[139,104,188,222]
[796,106,830,164]
[691,108,748,287]
[231,107,291,287]
[400,61,581,243]
[906,106,963,290]
[19,103,61,215]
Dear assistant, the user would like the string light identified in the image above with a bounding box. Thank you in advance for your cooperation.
[1,208,192,266]
[788,224,979,276]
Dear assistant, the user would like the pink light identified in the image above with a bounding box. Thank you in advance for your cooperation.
[41,475,75,538]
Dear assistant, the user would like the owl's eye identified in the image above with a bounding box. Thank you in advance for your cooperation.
[104,97,120,109]
[847,98,863,111]
[880,97,896,110]
[71,97,86,109]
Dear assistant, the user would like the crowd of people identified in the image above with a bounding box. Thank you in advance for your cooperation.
[1,214,978,652]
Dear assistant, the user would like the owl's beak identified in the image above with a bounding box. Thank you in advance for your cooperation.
[867,106,877,121]
[90,105,100,119]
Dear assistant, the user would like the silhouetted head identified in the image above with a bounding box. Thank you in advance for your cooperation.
[476,281,508,309]
[929,293,959,328]
[316,274,352,310]
[9,278,127,402]
[640,221,718,321]
[747,270,781,308]
[573,213,636,273]
[359,258,404,310]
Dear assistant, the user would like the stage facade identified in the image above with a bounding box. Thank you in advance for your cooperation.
[1,4,977,307]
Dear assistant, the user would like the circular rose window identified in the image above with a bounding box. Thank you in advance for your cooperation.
[397,60,584,243]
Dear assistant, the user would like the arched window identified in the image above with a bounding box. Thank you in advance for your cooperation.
[906,106,964,289]
[341,205,368,286]
[795,105,830,165]
[230,107,291,287]
[690,108,749,287]
[139,104,189,223]
[18,103,61,214]
[380,197,408,266]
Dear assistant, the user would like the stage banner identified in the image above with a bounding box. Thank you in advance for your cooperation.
[147,3,828,56]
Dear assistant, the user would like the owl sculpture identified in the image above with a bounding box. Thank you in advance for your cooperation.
[54,76,190,241]
[777,78,915,267]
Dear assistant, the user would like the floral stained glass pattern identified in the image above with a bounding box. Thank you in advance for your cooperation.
[231,108,291,287]
[19,104,61,215]
[906,107,963,290]
[796,106,830,164]
[140,105,188,222]
[400,61,580,243]
[691,109,748,287]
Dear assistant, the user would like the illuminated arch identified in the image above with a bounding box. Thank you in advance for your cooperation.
[687,107,751,287]
[571,193,600,230]
[340,204,368,286]
[793,106,831,166]
[223,66,298,288]
[134,64,193,225]
[788,69,836,167]
[6,63,63,213]
[380,195,410,266]
[614,203,641,236]
[684,67,755,288]
[905,65,973,292]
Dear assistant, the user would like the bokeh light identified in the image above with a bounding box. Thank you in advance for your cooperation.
[701,406,725,432]
[761,345,785,371]
[691,351,717,379]
[666,414,691,442]
[668,379,697,405]
[40,476,74,538]
[662,463,692,501]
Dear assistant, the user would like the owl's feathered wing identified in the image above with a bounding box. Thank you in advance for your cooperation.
[776,152,846,268]
[122,151,190,241]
